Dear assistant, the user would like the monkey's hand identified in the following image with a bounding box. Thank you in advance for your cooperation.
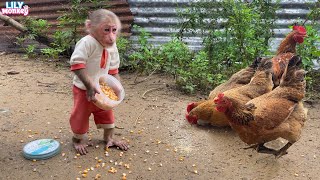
[73,68,100,102]
[86,84,100,102]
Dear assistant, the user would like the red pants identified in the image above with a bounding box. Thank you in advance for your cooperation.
[70,86,115,138]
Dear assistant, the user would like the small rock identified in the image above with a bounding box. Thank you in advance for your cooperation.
[0,108,9,114]
[7,71,20,75]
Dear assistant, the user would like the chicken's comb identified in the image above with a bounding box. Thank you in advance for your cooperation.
[214,93,224,103]
[218,93,224,99]
[293,25,307,35]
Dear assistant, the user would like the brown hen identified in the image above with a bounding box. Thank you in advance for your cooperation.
[186,57,274,126]
[215,55,307,158]
[185,57,262,125]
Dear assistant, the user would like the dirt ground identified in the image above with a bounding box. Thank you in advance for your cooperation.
[0,53,320,180]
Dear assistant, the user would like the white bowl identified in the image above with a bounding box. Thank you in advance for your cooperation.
[94,74,125,110]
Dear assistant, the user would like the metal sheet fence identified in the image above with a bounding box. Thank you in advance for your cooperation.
[128,0,318,52]
[0,0,318,53]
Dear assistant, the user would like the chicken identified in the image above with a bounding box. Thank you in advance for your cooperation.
[186,57,262,115]
[185,25,307,126]
[185,57,262,125]
[186,57,274,126]
[214,55,307,158]
[271,25,307,86]
[208,57,262,99]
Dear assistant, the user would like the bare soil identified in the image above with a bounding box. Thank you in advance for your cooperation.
[0,53,320,180]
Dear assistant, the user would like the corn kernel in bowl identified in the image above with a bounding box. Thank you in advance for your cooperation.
[99,82,118,101]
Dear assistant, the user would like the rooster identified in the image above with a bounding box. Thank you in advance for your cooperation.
[186,57,274,126]
[214,55,307,158]
[271,25,307,86]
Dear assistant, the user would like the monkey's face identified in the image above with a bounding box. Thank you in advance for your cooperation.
[95,22,118,47]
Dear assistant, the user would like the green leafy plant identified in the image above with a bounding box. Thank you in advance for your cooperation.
[175,0,278,92]
[117,36,132,69]
[297,25,320,70]
[296,3,320,97]
[158,37,193,77]
[23,17,51,35]
[128,25,161,74]
[15,18,50,58]
[122,1,280,93]
[176,51,215,93]
[24,44,37,58]
[41,48,64,59]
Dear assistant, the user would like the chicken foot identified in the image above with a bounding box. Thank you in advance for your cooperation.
[243,143,277,154]
[274,142,293,158]
[244,142,292,158]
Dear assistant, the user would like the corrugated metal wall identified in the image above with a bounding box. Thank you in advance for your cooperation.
[128,0,318,52]
[0,1,318,53]
[0,0,134,52]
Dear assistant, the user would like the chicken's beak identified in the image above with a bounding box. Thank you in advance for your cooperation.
[213,97,219,104]
[185,113,198,124]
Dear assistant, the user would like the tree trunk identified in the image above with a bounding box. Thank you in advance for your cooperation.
[0,13,27,32]
[0,13,54,48]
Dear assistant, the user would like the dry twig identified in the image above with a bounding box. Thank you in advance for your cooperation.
[141,87,163,99]
[133,68,158,85]
[134,108,146,127]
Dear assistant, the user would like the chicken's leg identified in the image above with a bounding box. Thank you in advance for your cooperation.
[244,143,278,154]
[274,142,292,159]
[244,143,291,158]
